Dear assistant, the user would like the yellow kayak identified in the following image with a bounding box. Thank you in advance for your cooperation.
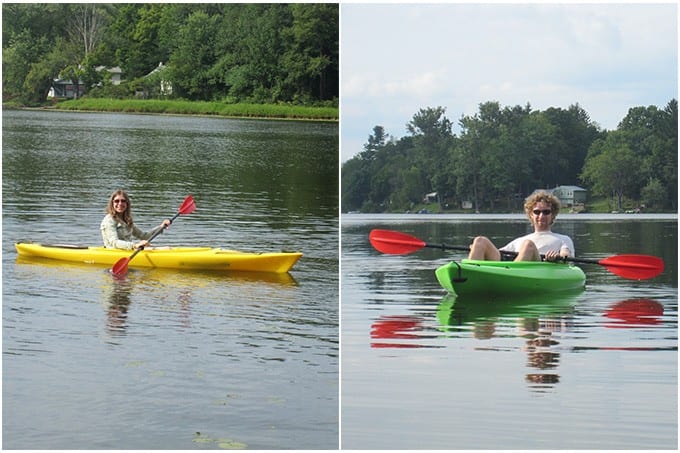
[15,242,302,273]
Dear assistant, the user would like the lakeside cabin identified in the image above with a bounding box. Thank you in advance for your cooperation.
[48,79,85,99]
[533,185,587,211]
[48,66,122,99]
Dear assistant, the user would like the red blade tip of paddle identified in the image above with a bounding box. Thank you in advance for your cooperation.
[369,229,426,255]
[599,254,664,280]
[111,258,130,276]
[179,196,196,215]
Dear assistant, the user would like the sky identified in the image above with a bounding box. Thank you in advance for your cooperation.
[340,2,678,162]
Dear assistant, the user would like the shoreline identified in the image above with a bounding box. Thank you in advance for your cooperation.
[341,212,678,224]
[4,98,338,123]
[16,106,339,123]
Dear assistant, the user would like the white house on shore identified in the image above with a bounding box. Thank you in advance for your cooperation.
[96,66,123,85]
[532,185,587,208]
[141,62,172,96]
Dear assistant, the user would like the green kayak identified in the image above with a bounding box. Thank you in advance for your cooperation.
[435,259,586,297]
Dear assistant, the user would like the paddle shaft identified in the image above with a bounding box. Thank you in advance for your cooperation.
[422,242,470,253]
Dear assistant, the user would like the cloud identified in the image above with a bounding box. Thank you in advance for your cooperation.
[341,3,677,162]
[344,69,449,99]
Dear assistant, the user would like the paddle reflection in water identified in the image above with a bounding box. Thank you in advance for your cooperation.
[371,315,430,349]
[604,298,664,328]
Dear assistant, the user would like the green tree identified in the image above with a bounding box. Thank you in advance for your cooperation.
[454,114,485,211]
[616,101,677,209]
[341,157,370,212]
[168,10,220,100]
[342,125,391,212]
[543,103,603,184]
[283,3,339,102]
[210,4,292,102]
[2,30,47,99]
[581,132,640,211]
[406,106,452,138]
[406,106,454,206]
[641,178,666,210]
[103,4,172,80]
[2,4,70,103]
[454,102,530,211]
[360,125,389,162]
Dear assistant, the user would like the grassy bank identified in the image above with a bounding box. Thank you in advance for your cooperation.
[52,98,338,121]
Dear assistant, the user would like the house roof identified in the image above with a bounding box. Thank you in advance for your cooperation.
[145,62,167,77]
[553,185,587,191]
[530,186,587,197]
[95,66,122,74]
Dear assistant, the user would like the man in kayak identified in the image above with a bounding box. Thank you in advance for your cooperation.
[101,189,171,250]
[468,191,574,262]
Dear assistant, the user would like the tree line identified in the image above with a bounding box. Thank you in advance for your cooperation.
[2,3,338,105]
[342,100,677,213]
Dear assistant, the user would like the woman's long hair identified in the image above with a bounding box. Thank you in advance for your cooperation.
[106,189,134,226]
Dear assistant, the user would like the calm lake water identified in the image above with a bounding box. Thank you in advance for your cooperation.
[2,109,338,449]
[341,213,677,449]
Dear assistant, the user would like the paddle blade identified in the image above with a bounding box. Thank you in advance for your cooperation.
[178,195,196,215]
[598,254,665,280]
[111,257,130,277]
[369,229,426,255]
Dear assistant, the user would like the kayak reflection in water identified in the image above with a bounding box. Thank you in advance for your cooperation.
[468,191,575,262]
[100,189,171,250]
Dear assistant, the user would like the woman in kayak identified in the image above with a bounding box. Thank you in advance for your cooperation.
[468,191,574,262]
[101,189,171,250]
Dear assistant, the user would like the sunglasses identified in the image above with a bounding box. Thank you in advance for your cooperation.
[113,199,128,204]
[532,209,552,216]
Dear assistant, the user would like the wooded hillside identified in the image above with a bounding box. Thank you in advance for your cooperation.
[342,100,677,213]
[2,4,338,105]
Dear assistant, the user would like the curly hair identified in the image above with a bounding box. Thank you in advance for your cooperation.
[524,190,561,223]
[106,189,134,226]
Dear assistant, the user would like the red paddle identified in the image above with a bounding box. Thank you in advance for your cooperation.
[369,229,470,255]
[111,195,196,277]
[369,229,664,281]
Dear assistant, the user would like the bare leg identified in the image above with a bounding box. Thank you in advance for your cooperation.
[514,239,540,261]
[468,236,501,261]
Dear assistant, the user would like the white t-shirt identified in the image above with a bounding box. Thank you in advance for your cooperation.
[500,231,575,256]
